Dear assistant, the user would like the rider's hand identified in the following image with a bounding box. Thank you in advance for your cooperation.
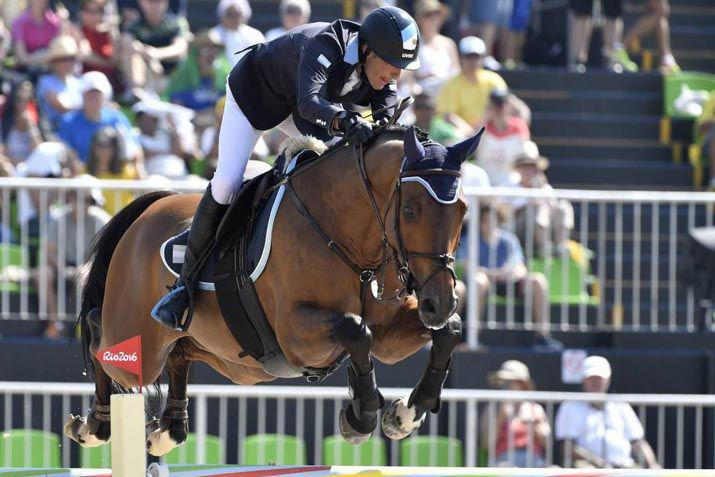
[337,111,374,144]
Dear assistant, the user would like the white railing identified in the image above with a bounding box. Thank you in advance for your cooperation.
[1,178,714,340]
[1,382,714,469]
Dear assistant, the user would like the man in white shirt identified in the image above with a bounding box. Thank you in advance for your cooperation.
[555,356,660,469]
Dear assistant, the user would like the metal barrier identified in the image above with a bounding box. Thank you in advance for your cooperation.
[0,382,713,469]
[1,178,714,340]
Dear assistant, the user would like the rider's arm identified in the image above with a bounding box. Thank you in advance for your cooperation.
[296,39,345,132]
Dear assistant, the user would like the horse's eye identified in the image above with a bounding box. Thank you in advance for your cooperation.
[403,205,416,219]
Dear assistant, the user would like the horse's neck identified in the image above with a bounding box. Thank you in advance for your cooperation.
[292,136,404,265]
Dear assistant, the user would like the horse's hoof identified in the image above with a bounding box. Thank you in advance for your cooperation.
[339,408,371,445]
[381,397,425,440]
[146,425,180,457]
[63,414,108,448]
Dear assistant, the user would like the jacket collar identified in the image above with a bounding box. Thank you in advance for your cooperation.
[343,34,359,65]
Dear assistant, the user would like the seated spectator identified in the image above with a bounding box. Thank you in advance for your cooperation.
[511,141,574,256]
[475,88,529,186]
[481,360,550,467]
[77,0,122,93]
[39,175,111,338]
[265,0,311,42]
[2,80,43,166]
[696,92,715,189]
[210,0,265,68]
[437,36,507,136]
[413,92,460,146]
[0,19,10,63]
[86,127,142,214]
[0,152,13,178]
[474,203,559,349]
[165,29,230,118]
[11,0,62,70]
[624,0,678,74]
[58,71,140,166]
[555,356,660,469]
[37,35,84,128]
[411,0,459,96]
[133,99,192,179]
[120,0,190,93]
[117,0,187,28]
[461,0,509,70]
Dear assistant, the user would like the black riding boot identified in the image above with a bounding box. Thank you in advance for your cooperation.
[151,185,228,330]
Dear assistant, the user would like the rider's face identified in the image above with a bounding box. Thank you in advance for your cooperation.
[363,52,401,90]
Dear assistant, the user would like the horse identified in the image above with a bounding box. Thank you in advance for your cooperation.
[64,123,483,457]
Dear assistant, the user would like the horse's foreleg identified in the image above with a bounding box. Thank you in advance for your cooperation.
[381,313,462,440]
[147,343,191,457]
[332,312,385,444]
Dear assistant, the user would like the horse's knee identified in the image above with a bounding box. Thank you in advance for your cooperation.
[332,313,371,350]
[432,313,462,352]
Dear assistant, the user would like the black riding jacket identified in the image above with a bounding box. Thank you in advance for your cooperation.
[227,20,397,141]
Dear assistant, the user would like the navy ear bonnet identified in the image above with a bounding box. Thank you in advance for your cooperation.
[401,126,485,204]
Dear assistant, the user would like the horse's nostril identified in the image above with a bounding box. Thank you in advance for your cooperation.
[420,298,437,316]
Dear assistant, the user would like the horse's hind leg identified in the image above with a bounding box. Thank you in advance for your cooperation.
[64,309,113,447]
[147,341,191,457]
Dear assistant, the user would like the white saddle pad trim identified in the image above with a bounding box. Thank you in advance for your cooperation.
[159,239,216,291]
[401,176,462,204]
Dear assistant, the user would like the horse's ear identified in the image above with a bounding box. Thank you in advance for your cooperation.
[403,125,425,164]
[447,127,485,163]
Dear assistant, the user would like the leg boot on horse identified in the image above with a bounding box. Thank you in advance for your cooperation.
[152,185,228,330]
[332,312,384,444]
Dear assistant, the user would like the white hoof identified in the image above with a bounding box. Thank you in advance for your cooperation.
[63,414,109,448]
[146,427,179,457]
[381,397,425,440]
[147,462,171,477]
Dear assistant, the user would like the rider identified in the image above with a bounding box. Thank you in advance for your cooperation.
[152,7,421,330]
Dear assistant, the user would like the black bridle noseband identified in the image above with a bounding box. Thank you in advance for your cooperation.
[285,132,461,316]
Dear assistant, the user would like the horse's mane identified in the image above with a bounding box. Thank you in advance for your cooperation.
[321,124,430,157]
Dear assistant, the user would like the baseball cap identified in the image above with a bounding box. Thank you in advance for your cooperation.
[513,141,549,170]
[487,360,534,389]
[582,355,612,380]
[459,36,486,56]
[81,71,113,100]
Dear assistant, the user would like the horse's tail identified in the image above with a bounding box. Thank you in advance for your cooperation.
[77,190,177,377]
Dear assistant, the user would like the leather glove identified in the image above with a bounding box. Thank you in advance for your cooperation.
[336,111,374,144]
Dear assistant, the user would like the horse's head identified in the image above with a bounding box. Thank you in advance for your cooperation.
[395,126,483,330]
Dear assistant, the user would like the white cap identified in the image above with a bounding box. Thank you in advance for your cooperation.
[582,355,612,380]
[81,71,113,100]
[280,0,311,16]
[16,142,66,177]
[217,0,252,21]
[459,36,486,56]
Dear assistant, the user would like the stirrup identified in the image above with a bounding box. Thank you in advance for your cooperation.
[151,285,188,331]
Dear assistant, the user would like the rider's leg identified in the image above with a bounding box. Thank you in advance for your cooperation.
[152,88,262,330]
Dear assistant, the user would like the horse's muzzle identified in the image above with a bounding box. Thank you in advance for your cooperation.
[418,292,458,330]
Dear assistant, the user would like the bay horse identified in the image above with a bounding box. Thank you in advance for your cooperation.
[64,124,483,457]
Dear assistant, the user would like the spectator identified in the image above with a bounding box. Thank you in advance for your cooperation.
[11,0,62,69]
[39,174,111,338]
[165,29,230,117]
[120,0,190,93]
[265,0,311,42]
[473,203,558,349]
[86,126,142,214]
[568,0,637,73]
[0,18,11,63]
[210,0,265,68]
[36,35,84,128]
[624,0,678,74]
[697,92,715,189]
[460,0,508,70]
[117,0,187,27]
[474,88,529,187]
[555,356,660,469]
[356,0,382,22]
[437,36,507,136]
[2,80,43,166]
[481,360,551,467]
[77,0,122,92]
[411,0,459,96]
[503,0,532,69]
[58,71,140,166]
[511,141,574,256]
[413,92,460,146]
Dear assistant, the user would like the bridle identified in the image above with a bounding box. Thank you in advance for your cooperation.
[285,130,461,317]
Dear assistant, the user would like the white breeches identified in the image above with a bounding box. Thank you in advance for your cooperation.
[210,86,301,205]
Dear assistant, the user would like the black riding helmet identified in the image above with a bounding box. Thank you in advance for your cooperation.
[359,6,421,71]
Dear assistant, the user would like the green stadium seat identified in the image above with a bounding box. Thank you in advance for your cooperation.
[664,72,715,118]
[0,429,61,467]
[400,436,463,467]
[528,256,599,306]
[241,434,306,465]
[322,434,387,465]
[80,444,111,468]
[0,243,26,293]
[163,434,223,464]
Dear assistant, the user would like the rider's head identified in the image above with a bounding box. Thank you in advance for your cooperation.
[360,6,420,90]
